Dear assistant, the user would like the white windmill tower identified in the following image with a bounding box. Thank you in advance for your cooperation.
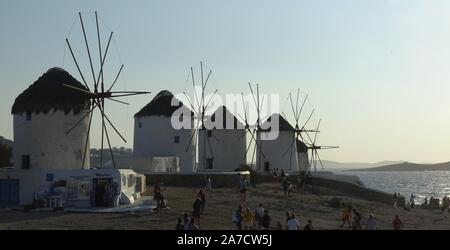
[280,90,317,173]
[133,90,196,173]
[235,83,269,172]
[11,67,91,172]
[182,61,220,172]
[198,105,246,171]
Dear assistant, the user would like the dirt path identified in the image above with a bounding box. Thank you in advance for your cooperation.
[1,183,449,230]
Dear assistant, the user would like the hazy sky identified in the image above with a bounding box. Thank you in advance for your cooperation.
[1,0,450,163]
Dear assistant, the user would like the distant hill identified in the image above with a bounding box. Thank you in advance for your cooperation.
[0,136,13,147]
[347,161,450,172]
[0,136,13,167]
[321,160,403,170]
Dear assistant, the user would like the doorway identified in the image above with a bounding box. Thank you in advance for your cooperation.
[0,179,19,206]
[93,178,113,207]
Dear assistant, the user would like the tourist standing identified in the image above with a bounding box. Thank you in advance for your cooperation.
[393,192,398,208]
[304,219,314,230]
[243,207,255,230]
[198,189,207,215]
[442,196,449,217]
[261,210,271,230]
[340,204,352,228]
[365,214,377,230]
[205,175,212,192]
[183,213,190,230]
[422,197,428,207]
[285,211,291,225]
[187,218,200,230]
[286,214,300,230]
[238,174,247,203]
[192,196,202,227]
[282,177,290,198]
[392,215,403,230]
[255,203,265,229]
[410,194,415,209]
[175,218,185,230]
[351,208,362,230]
[232,205,243,230]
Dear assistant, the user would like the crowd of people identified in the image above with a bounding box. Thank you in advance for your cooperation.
[150,174,449,230]
[394,192,450,215]
[231,203,314,230]
[339,202,403,230]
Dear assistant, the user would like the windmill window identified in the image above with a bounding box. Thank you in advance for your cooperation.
[138,122,142,128]
[179,114,184,122]
[207,131,212,138]
[21,155,30,170]
[174,136,180,144]
[264,162,270,172]
[26,111,32,121]
[206,158,214,169]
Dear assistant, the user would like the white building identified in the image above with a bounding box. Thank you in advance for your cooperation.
[133,90,196,173]
[11,67,90,171]
[0,167,143,207]
[198,106,246,171]
[0,68,143,207]
[256,113,310,174]
[0,67,143,207]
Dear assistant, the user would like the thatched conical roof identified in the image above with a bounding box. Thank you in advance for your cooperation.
[261,113,295,132]
[296,139,308,153]
[262,113,309,153]
[134,90,193,118]
[11,67,90,115]
[204,106,244,130]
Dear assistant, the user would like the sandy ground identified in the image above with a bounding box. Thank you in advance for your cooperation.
[1,183,450,230]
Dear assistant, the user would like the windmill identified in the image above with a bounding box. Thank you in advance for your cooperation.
[236,83,269,171]
[182,61,219,171]
[64,11,150,169]
[304,119,339,172]
[281,89,318,172]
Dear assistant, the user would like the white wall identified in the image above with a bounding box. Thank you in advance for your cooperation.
[0,168,140,206]
[13,110,90,172]
[198,129,246,171]
[297,152,310,172]
[256,131,300,173]
[133,116,196,173]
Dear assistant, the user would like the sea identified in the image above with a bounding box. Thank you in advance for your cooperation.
[334,170,450,204]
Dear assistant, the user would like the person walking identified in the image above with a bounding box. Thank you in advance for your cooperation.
[340,204,352,228]
[192,196,202,227]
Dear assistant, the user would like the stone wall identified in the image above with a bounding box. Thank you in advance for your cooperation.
[145,172,251,188]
